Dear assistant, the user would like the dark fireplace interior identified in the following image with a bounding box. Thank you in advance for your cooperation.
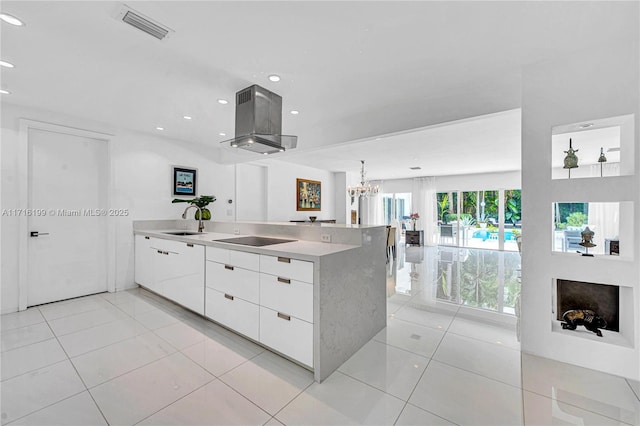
[556,279,620,332]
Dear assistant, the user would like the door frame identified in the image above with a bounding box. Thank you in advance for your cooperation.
[17,119,116,310]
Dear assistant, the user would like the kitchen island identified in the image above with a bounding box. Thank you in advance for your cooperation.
[133,220,386,382]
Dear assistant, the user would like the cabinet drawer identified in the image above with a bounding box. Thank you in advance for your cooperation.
[260,255,313,283]
[205,289,259,341]
[259,273,313,323]
[206,247,259,271]
[206,262,259,304]
[259,307,313,367]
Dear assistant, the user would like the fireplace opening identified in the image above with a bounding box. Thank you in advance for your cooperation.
[556,279,620,332]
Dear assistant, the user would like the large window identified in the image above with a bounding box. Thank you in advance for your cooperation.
[383,193,412,229]
[437,189,522,251]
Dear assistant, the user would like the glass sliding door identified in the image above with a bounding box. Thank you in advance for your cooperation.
[437,192,458,246]
[383,192,412,234]
[504,189,522,252]
[436,188,522,252]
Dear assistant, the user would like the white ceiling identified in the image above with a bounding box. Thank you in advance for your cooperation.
[1,1,637,179]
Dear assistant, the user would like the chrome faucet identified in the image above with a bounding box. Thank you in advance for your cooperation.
[181,205,205,233]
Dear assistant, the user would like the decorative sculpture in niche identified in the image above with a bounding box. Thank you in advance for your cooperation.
[561,309,607,337]
[563,138,579,178]
[579,226,596,257]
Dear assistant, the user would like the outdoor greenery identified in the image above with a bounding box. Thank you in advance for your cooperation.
[566,211,588,227]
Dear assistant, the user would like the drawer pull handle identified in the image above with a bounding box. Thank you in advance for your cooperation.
[277,277,291,284]
[277,257,291,263]
[224,293,234,301]
[277,312,291,321]
[144,236,150,240]
[224,265,234,271]
[157,249,162,254]
[163,251,169,255]
[186,243,194,247]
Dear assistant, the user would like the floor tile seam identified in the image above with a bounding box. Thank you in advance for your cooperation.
[520,388,638,425]
[72,346,178,390]
[270,379,315,420]
[2,388,89,426]
[0,318,47,335]
[371,337,438,360]
[130,376,219,426]
[53,313,151,343]
[391,401,409,426]
[39,302,113,323]
[335,367,424,402]
[60,324,153,359]
[369,336,436,360]
[150,328,206,352]
[427,358,523,391]
[386,315,452,333]
[48,311,135,338]
[624,379,640,402]
[0,339,68,383]
[403,401,462,426]
[428,356,522,390]
[444,328,521,351]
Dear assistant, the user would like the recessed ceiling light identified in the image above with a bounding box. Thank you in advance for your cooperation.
[279,148,284,152]
[231,143,238,148]
[579,123,594,129]
[0,13,24,26]
[0,89,10,95]
[217,99,228,105]
[183,115,192,120]
[263,152,269,155]
[219,132,226,136]
[0,60,14,68]
[268,74,281,82]
[290,110,299,115]
[156,127,164,131]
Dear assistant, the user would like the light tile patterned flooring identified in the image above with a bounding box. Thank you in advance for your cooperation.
[1,248,639,425]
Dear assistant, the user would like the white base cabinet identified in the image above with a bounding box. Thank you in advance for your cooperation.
[205,289,259,341]
[134,236,205,315]
[259,306,313,367]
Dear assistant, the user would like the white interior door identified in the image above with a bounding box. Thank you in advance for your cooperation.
[27,128,109,306]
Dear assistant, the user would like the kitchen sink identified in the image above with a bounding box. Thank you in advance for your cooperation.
[162,231,201,236]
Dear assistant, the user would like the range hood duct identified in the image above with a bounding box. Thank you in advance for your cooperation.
[222,85,297,154]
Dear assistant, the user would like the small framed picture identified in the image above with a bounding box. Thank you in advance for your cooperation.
[296,178,321,211]
[173,166,197,196]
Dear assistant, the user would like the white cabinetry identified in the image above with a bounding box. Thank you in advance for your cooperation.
[258,254,314,367]
[134,236,205,315]
[205,248,260,340]
[134,235,154,287]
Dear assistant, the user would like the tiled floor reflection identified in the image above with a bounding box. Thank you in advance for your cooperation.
[1,245,638,425]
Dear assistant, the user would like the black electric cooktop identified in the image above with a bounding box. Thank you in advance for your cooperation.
[215,236,297,247]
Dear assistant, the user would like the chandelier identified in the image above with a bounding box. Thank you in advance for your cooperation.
[347,160,379,200]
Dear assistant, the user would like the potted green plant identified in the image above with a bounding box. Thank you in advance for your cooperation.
[172,195,216,220]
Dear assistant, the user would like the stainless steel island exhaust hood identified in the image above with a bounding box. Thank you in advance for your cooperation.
[222,85,297,154]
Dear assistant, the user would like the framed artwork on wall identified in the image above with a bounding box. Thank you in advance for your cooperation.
[173,166,197,196]
[296,178,321,211]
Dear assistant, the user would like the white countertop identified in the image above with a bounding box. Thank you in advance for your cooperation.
[134,229,359,261]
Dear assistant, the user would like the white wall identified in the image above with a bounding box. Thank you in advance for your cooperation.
[1,103,236,313]
[261,159,336,222]
[235,164,267,221]
[521,39,639,379]
[373,170,521,195]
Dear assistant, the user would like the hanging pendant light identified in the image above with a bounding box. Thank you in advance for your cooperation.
[347,160,379,202]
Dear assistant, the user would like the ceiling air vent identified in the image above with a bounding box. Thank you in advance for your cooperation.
[410,166,422,170]
[115,5,174,41]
